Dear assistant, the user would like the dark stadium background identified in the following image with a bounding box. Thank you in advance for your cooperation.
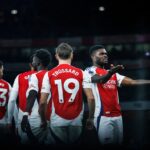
[0,0,150,149]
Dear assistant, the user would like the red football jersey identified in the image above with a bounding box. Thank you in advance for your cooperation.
[47,64,84,120]
[86,66,125,117]
[28,70,51,120]
[35,70,47,99]
[0,79,11,119]
[18,70,36,112]
[96,68,121,116]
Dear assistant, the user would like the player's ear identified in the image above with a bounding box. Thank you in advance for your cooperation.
[91,55,94,60]
[70,52,73,60]
[55,54,59,61]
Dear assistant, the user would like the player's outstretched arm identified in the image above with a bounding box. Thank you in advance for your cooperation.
[91,65,124,83]
[121,77,150,86]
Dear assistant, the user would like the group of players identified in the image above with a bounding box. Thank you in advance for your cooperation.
[0,43,150,148]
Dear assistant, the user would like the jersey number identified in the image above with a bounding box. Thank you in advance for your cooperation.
[0,88,7,106]
[54,78,79,103]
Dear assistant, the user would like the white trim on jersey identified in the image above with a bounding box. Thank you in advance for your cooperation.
[91,83,102,118]
[50,101,84,127]
[7,75,19,124]
[116,73,125,87]
[13,104,19,128]
[82,70,92,89]
[41,72,50,94]
[28,74,39,92]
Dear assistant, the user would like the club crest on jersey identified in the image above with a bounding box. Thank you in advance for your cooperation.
[0,83,4,87]
[24,75,30,80]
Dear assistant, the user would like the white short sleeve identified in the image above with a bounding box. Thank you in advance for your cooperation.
[7,75,19,124]
[41,72,50,93]
[9,75,19,102]
[12,75,19,93]
[84,66,96,77]
[28,74,38,92]
[8,83,12,96]
[116,73,125,87]
[82,71,92,89]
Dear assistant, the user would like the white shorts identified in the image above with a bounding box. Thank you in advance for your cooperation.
[18,122,46,144]
[30,125,48,144]
[18,123,30,144]
[50,125,82,144]
[94,115,123,145]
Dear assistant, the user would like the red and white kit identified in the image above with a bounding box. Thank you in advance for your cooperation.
[8,70,36,144]
[85,66,125,144]
[0,79,11,124]
[41,64,91,143]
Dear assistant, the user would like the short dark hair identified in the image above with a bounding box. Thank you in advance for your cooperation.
[56,43,73,59]
[34,49,52,67]
[89,45,105,56]
[0,60,3,68]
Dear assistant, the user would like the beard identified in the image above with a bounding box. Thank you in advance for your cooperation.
[95,57,104,66]
[95,56,108,66]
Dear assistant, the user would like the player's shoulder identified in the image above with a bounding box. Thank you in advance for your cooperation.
[35,70,47,76]
[0,79,11,87]
[0,79,8,84]
[18,71,36,82]
[84,66,96,73]
[19,70,35,76]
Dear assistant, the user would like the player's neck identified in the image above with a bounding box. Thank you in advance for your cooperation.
[37,65,47,71]
[94,63,104,69]
[58,59,71,65]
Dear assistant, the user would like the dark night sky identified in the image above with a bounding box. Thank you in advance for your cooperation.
[0,0,150,38]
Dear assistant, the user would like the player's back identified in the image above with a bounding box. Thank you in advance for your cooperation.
[29,70,47,116]
[36,70,47,97]
[18,70,36,112]
[35,70,52,121]
[28,70,48,127]
[48,64,84,120]
[0,79,11,123]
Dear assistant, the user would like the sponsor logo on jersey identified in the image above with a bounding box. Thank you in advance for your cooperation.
[24,75,30,80]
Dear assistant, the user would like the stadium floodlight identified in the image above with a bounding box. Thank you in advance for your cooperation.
[98,6,105,12]
[11,9,18,15]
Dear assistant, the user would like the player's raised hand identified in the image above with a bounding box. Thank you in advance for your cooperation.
[109,64,124,74]
[40,121,47,130]
[21,115,30,132]
[86,118,94,130]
